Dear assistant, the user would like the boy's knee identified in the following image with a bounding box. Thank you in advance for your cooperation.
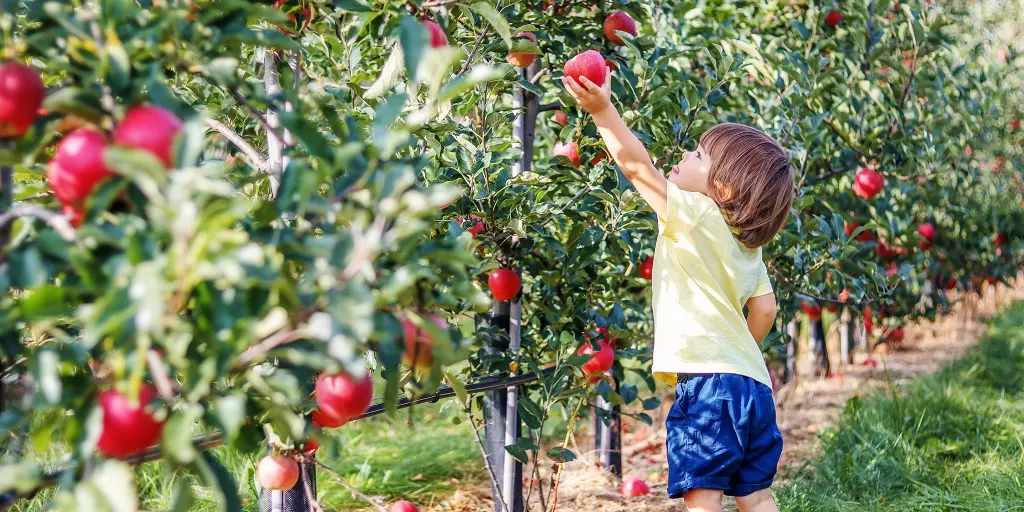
[682,488,723,512]
[735,489,778,512]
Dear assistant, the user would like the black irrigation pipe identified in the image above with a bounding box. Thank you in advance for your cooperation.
[0,367,557,510]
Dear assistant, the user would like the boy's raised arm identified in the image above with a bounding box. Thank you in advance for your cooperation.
[563,70,668,219]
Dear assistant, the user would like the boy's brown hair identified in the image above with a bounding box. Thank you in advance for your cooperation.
[700,123,794,248]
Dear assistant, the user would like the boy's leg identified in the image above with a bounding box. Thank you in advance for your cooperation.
[683,489,724,512]
[734,489,778,512]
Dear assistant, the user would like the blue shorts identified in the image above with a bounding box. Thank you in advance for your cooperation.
[666,373,783,498]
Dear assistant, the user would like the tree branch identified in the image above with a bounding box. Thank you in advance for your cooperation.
[467,406,511,512]
[264,49,285,196]
[234,329,306,369]
[205,118,268,171]
[537,101,561,113]
[0,205,76,242]
[311,459,388,512]
[458,26,490,76]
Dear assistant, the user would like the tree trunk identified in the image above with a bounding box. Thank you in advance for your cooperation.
[784,319,799,383]
[811,319,829,377]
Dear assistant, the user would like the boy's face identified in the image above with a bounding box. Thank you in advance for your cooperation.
[668,144,711,194]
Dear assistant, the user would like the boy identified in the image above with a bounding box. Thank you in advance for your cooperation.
[564,68,793,512]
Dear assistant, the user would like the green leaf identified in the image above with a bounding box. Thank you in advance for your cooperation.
[212,394,246,445]
[33,348,62,405]
[443,369,468,408]
[335,0,372,11]
[19,286,68,322]
[505,443,530,465]
[440,65,505,102]
[0,462,42,494]
[90,461,139,512]
[162,408,201,464]
[517,396,543,429]
[205,57,239,86]
[372,93,409,142]
[469,2,512,49]
[642,397,660,411]
[103,27,132,94]
[546,446,576,463]
[400,15,427,83]
[41,87,104,121]
[196,451,243,512]
[169,477,194,512]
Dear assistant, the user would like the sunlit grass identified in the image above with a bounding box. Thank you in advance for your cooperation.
[776,301,1024,512]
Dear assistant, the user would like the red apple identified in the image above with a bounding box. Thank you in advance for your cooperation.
[422,19,447,48]
[302,437,319,456]
[802,301,822,321]
[886,261,898,278]
[488,268,521,301]
[886,327,904,342]
[825,10,842,27]
[112,105,183,167]
[258,455,299,491]
[987,276,998,285]
[917,222,936,242]
[944,276,958,290]
[47,128,115,207]
[553,109,568,127]
[603,11,637,45]
[96,384,165,457]
[876,241,896,260]
[994,232,1006,247]
[314,371,373,424]
[621,477,650,497]
[577,341,614,377]
[311,408,346,429]
[0,62,45,138]
[639,256,653,280]
[553,141,580,166]
[917,222,935,249]
[390,501,419,512]
[825,302,838,313]
[401,313,447,370]
[457,215,486,238]
[563,50,606,88]
[1011,119,1020,131]
[506,32,538,68]
[853,168,884,199]
[844,221,876,242]
[591,151,608,165]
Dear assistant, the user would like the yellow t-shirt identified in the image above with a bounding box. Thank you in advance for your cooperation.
[651,185,774,389]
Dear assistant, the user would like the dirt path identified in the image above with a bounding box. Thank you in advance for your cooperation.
[441,285,1021,512]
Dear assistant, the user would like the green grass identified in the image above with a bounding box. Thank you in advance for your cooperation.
[776,301,1024,512]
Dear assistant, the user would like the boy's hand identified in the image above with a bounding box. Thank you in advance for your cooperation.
[563,67,613,115]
